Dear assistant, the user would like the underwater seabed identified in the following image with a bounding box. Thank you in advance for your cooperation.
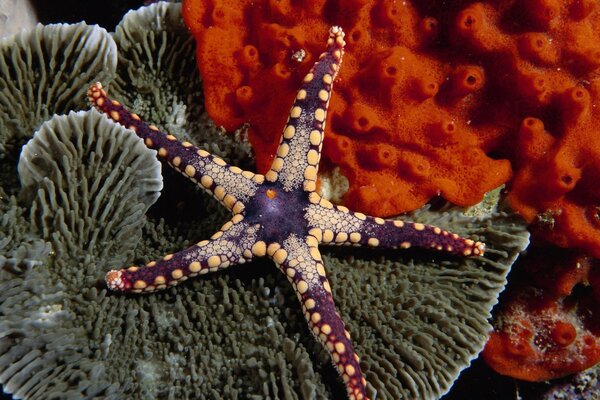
[0,0,597,399]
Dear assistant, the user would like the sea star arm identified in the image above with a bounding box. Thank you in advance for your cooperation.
[105,216,260,293]
[265,26,345,193]
[274,233,368,400]
[88,83,262,214]
[305,195,485,257]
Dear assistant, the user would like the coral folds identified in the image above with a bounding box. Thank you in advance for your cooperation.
[182,0,600,261]
[483,247,600,381]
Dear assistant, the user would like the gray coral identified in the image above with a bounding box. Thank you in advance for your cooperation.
[0,21,117,156]
[326,206,529,399]
[0,185,529,400]
[18,109,162,271]
[1,109,163,400]
[541,364,600,400]
[0,189,50,273]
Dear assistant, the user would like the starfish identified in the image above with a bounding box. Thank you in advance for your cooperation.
[88,26,484,400]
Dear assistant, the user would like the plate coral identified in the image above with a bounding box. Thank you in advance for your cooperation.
[0,22,116,157]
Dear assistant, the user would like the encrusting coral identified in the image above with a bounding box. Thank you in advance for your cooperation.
[182,0,600,260]
[182,0,512,217]
[483,247,600,381]
[0,3,531,399]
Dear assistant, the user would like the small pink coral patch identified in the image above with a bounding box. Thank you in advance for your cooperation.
[483,247,600,381]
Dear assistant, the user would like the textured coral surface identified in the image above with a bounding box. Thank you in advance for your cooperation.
[182,0,600,261]
[483,247,600,381]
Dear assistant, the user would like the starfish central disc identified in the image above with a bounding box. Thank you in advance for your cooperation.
[244,184,309,243]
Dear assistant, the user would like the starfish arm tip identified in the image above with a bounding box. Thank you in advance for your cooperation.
[87,82,106,107]
[468,240,486,256]
[105,269,127,291]
[329,26,345,42]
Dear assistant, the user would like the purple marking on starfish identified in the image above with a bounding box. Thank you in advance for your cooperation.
[88,26,484,400]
